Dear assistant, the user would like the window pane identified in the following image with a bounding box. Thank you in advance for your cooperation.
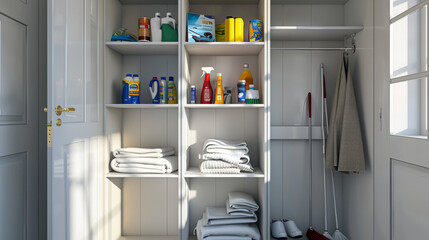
[390,6,427,79]
[390,78,428,138]
[391,0,422,19]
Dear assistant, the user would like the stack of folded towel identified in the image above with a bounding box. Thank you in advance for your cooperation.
[110,147,178,174]
[194,192,261,240]
[199,139,254,174]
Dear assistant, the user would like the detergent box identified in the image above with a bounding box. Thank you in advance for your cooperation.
[188,13,215,42]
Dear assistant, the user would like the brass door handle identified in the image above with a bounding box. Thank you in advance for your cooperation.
[55,105,76,116]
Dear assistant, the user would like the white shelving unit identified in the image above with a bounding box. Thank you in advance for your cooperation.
[270,26,363,41]
[104,0,269,240]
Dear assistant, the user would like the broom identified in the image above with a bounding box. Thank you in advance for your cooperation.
[321,70,349,240]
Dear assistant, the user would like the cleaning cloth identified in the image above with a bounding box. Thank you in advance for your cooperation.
[203,208,257,226]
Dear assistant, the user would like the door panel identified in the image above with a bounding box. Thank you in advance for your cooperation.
[48,0,103,239]
[391,160,429,240]
[0,13,27,124]
[0,152,27,240]
[0,0,38,239]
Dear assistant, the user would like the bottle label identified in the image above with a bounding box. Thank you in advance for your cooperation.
[203,89,211,102]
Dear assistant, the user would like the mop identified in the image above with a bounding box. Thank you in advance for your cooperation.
[306,92,330,240]
[321,67,349,240]
[320,65,333,240]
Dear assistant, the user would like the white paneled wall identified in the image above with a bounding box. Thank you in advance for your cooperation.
[270,4,346,237]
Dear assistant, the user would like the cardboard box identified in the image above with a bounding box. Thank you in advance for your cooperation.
[188,13,215,42]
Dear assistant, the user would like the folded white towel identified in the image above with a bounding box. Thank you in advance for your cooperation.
[199,153,250,165]
[200,168,240,174]
[203,139,249,155]
[203,208,257,226]
[195,219,260,240]
[113,147,175,158]
[200,160,254,173]
[110,156,178,174]
[226,200,256,217]
[228,192,259,212]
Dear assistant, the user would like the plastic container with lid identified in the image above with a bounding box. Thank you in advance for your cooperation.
[225,16,235,42]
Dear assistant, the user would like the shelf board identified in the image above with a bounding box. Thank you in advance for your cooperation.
[184,42,264,56]
[190,0,258,3]
[270,26,363,41]
[119,236,179,240]
[184,167,264,178]
[106,104,178,109]
[106,42,178,55]
[106,172,178,178]
[184,104,264,109]
[119,0,177,4]
[271,0,348,3]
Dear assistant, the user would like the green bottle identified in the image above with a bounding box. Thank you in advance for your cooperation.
[167,76,177,104]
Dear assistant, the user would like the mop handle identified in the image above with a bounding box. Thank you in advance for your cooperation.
[308,92,312,228]
[331,169,340,229]
[321,65,329,232]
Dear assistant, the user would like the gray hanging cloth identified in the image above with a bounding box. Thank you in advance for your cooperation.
[326,53,365,172]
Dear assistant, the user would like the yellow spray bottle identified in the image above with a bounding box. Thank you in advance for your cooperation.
[214,73,224,104]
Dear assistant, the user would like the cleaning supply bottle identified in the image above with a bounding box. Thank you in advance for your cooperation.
[167,76,178,104]
[122,74,140,104]
[161,12,178,42]
[225,16,235,42]
[234,18,244,42]
[201,67,214,104]
[238,63,254,90]
[214,73,224,104]
[149,77,159,104]
[190,85,197,104]
[159,77,167,104]
[150,13,162,42]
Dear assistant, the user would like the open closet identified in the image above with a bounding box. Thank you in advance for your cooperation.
[45,0,375,239]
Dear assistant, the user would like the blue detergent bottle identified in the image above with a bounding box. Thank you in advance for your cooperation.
[122,74,140,104]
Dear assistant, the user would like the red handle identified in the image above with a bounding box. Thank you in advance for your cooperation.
[323,76,327,99]
[308,92,312,118]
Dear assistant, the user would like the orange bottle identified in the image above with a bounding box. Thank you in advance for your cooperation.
[238,63,254,90]
[214,73,224,104]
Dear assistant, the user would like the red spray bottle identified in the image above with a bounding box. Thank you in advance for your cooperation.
[201,67,214,104]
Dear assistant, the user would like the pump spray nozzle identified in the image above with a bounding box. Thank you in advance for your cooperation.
[201,67,215,78]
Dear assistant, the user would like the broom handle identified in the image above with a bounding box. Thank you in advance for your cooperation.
[308,92,313,228]
[321,65,329,232]
[323,84,340,230]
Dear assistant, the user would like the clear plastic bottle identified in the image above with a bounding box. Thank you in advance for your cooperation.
[238,63,254,90]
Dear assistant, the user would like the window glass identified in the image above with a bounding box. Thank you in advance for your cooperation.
[391,0,422,19]
[390,78,428,138]
[390,6,427,79]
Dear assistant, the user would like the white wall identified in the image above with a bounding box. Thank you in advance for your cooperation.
[342,0,375,239]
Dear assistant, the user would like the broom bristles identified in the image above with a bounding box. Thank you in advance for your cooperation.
[332,230,349,240]
[323,231,333,239]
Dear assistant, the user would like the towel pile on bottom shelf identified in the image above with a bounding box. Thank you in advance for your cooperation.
[199,139,254,174]
[194,192,261,240]
[110,147,178,174]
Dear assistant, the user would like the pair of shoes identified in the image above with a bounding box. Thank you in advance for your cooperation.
[271,219,303,239]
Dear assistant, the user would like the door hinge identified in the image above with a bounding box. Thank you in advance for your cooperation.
[47,122,52,147]
[379,108,382,131]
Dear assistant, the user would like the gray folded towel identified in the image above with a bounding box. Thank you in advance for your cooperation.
[228,192,259,212]
[195,219,260,240]
[226,200,256,217]
[203,208,257,226]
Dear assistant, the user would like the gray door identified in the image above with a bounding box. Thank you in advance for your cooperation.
[0,0,39,239]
